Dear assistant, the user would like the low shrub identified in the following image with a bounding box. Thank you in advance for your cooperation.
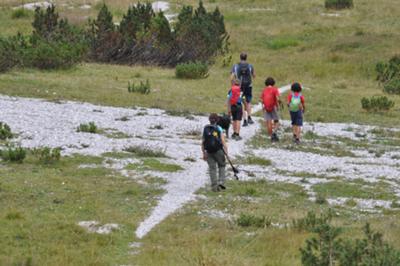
[376,55,400,84]
[23,40,84,70]
[32,147,61,164]
[128,80,151,94]
[383,78,400,95]
[0,122,13,140]
[77,122,98,133]
[11,8,32,19]
[236,213,271,228]
[361,96,395,112]
[300,213,400,266]
[175,62,209,79]
[325,0,353,9]
[123,145,167,158]
[0,146,27,163]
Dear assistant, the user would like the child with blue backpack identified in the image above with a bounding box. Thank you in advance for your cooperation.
[287,82,305,144]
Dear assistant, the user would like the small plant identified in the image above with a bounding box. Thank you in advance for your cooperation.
[236,213,271,228]
[0,146,27,163]
[123,145,167,158]
[77,122,98,133]
[325,0,353,9]
[32,147,61,164]
[127,80,151,94]
[0,122,13,140]
[175,62,209,79]
[315,194,327,204]
[11,8,32,19]
[361,96,395,112]
[383,78,400,95]
[376,55,400,84]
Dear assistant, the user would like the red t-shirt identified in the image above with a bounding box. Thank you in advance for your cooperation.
[287,92,305,110]
[260,86,280,112]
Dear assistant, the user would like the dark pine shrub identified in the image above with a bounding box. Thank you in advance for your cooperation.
[0,147,27,163]
[0,34,27,73]
[0,122,13,140]
[325,0,353,9]
[361,96,395,112]
[175,62,209,79]
[23,40,83,69]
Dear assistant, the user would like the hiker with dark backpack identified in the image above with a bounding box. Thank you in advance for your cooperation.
[260,77,281,142]
[287,82,305,144]
[202,113,228,192]
[231,52,255,127]
[227,79,243,140]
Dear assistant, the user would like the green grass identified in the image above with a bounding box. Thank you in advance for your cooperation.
[0,0,400,126]
[313,180,396,201]
[126,158,183,172]
[0,154,164,265]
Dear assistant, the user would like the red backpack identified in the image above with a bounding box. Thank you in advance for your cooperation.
[262,87,277,112]
[230,85,241,105]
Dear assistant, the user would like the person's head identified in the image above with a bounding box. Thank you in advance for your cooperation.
[240,52,247,61]
[265,77,275,86]
[209,113,219,124]
[291,82,302,92]
[233,78,240,86]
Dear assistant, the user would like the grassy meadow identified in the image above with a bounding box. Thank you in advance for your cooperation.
[0,0,400,125]
[1,0,400,265]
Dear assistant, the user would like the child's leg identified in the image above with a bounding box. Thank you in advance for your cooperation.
[273,120,279,133]
[267,120,273,136]
[296,126,302,140]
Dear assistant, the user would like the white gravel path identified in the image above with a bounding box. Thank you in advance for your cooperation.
[1,87,399,238]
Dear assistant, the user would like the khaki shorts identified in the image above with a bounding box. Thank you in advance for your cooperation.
[264,109,279,121]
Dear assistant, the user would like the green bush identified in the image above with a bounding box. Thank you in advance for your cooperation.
[77,122,98,133]
[383,78,400,94]
[361,96,395,112]
[128,80,151,94]
[376,55,400,84]
[236,213,271,228]
[32,147,61,164]
[175,62,209,79]
[0,147,27,163]
[0,122,13,140]
[23,40,84,69]
[299,212,400,266]
[123,145,167,158]
[325,0,353,9]
[11,8,32,19]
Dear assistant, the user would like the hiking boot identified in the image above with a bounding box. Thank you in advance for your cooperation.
[248,117,254,124]
[295,138,301,144]
[272,132,279,142]
[243,120,248,127]
[218,184,226,190]
[231,133,237,139]
[234,134,242,141]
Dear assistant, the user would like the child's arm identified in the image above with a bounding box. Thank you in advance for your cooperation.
[301,95,305,112]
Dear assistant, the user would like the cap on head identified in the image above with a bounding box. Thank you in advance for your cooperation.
[209,113,219,124]
[291,82,302,92]
[240,52,247,61]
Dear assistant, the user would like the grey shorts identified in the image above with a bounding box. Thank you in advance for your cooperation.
[264,109,279,121]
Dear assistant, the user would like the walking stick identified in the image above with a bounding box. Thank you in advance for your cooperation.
[221,148,239,180]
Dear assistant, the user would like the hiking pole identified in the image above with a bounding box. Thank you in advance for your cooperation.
[221,148,239,180]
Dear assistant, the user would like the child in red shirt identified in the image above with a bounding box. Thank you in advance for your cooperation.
[287,82,305,144]
[260,77,281,142]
